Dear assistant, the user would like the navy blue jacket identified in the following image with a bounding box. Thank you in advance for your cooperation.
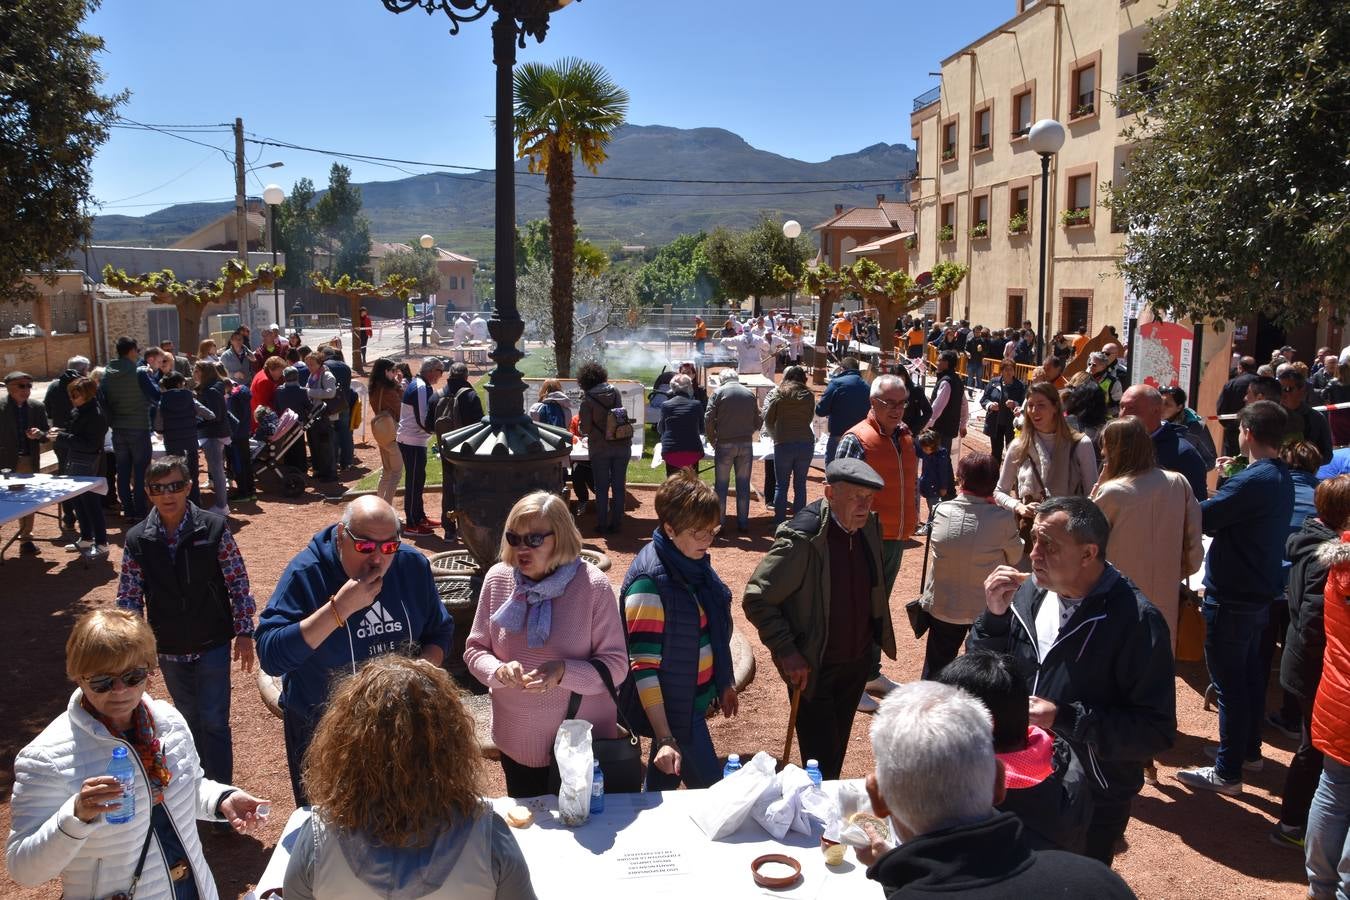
[198,381,230,439]
[226,384,252,445]
[1153,422,1209,501]
[658,393,705,457]
[274,382,311,419]
[158,389,200,451]
[1201,457,1295,604]
[815,369,870,437]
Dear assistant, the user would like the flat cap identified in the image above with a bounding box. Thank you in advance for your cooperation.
[4,371,34,384]
[825,458,884,491]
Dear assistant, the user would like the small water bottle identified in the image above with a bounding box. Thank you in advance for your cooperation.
[805,758,823,788]
[723,753,742,778]
[105,747,136,824]
[589,761,604,815]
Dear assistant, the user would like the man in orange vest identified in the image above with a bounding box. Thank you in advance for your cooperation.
[833,374,919,712]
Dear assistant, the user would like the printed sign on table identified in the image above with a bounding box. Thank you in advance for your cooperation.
[1133,320,1194,389]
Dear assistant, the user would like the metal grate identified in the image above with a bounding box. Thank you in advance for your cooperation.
[0,299,38,335]
[913,86,941,112]
[49,292,86,334]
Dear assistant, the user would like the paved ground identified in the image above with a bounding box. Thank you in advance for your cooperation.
[0,368,1312,899]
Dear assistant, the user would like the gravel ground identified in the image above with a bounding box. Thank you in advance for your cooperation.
[0,379,1311,899]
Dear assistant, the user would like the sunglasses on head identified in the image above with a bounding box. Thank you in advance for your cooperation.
[345,527,401,555]
[85,667,149,694]
[505,530,553,548]
[147,480,189,496]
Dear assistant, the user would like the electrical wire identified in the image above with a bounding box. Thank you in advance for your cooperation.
[99,148,224,205]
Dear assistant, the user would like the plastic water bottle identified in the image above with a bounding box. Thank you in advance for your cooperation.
[723,753,742,778]
[805,758,823,788]
[105,747,136,824]
[589,762,605,814]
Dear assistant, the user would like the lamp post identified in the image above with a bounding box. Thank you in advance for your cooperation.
[1027,119,1064,363]
[262,182,286,334]
[420,234,435,348]
[782,219,801,317]
[382,0,576,571]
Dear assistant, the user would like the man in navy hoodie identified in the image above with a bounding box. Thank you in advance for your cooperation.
[815,356,870,463]
[256,495,453,804]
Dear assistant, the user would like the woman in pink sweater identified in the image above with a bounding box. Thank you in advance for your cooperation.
[464,491,629,798]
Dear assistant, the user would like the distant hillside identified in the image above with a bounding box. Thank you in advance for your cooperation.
[93,124,914,257]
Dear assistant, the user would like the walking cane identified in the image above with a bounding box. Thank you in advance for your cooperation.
[781,685,803,769]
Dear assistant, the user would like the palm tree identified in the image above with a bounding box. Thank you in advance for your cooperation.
[514,57,629,377]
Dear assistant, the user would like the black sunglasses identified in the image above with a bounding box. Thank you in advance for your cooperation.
[147,480,190,496]
[85,667,149,694]
[505,530,553,548]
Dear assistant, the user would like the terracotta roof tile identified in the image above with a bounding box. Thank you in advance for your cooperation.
[814,206,893,231]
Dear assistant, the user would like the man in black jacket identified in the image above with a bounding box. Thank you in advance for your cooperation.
[434,361,484,540]
[861,681,1135,898]
[116,456,257,785]
[44,355,90,532]
[1278,365,1334,465]
[1121,384,1210,500]
[936,650,1093,854]
[970,496,1175,866]
[1,371,52,556]
[1218,357,1259,456]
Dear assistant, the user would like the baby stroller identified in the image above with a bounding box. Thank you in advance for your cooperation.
[250,405,322,497]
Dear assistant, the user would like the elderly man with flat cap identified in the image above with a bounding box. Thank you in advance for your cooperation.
[743,458,896,780]
[256,495,454,805]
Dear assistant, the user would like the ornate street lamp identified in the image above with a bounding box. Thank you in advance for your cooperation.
[1028,118,1065,362]
[381,0,575,570]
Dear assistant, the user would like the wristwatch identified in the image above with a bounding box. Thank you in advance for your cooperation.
[654,736,679,751]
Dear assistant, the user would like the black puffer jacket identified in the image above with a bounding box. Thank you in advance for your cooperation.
[1282,517,1337,701]
[997,733,1093,855]
[968,566,1176,803]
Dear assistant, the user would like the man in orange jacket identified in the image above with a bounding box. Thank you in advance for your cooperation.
[833,373,918,712]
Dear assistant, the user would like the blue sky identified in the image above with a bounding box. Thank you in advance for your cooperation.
[88,0,1012,215]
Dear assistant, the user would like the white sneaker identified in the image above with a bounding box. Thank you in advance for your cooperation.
[1176,765,1242,795]
[866,674,901,696]
[86,544,109,558]
[856,692,880,714]
[63,540,93,553]
[1203,745,1264,772]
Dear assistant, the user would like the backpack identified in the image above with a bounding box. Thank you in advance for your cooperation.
[605,405,635,442]
[434,385,477,435]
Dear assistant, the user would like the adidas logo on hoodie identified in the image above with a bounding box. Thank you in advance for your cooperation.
[355,601,405,640]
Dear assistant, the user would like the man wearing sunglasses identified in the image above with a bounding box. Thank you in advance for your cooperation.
[1277,364,1334,466]
[257,494,454,805]
[117,456,258,790]
[1,371,52,556]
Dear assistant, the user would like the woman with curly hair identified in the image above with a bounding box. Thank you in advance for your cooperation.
[284,656,536,899]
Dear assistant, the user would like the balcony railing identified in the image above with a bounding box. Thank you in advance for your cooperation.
[913,86,941,112]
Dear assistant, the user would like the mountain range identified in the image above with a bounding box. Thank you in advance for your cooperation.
[93,124,916,258]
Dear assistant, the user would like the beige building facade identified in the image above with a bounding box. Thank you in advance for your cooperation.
[909,0,1165,338]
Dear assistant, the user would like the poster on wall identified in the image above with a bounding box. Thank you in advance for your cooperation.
[1133,320,1194,389]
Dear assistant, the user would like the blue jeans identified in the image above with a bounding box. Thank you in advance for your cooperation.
[202,438,229,510]
[332,412,354,468]
[591,453,629,529]
[646,708,721,791]
[398,442,427,524]
[825,433,843,465]
[772,441,813,522]
[714,441,753,528]
[229,440,254,497]
[158,644,233,783]
[111,428,151,517]
[1307,756,1350,900]
[1202,600,1268,781]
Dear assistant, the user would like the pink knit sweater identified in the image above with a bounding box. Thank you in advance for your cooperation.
[464,561,629,767]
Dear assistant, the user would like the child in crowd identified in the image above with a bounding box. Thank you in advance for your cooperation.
[155,371,214,506]
[916,428,953,531]
[253,404,281,443]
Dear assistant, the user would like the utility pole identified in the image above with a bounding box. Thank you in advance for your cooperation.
[234,117,248,327]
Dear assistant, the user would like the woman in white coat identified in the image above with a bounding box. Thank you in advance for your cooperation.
[1090,417,1204,649]
[6,609,267,900]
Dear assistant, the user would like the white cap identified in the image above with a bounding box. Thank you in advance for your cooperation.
[727,753,740,763]
[806,759,819,768]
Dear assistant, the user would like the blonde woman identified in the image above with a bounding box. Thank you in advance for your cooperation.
[366,357,404,505]
[464,491,628,797]
[1091,417,1202,647]
[7,610,267,900]
[994,381,1098,521]
[284,657,536,899]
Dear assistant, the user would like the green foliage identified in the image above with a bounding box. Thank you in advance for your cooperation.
[1060,208,1091,227]
[275,178,318,298]
[705,217,811,310]
[514,57,630,376]
[1,0,126,299]
[635,232,722,306]
[517,261,639,367]
[377,238,440,300]
[315,164,372,281]
[970,222,989,239]
[102,260,283,344]
[1008,211,1028,235]
[937,225,955,242]
[1107,0,1349,324]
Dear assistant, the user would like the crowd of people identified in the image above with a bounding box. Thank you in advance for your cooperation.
[12,316,1350,900]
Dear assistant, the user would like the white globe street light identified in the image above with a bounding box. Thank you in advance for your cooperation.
[1027,119,1065,361]
[420,234,435,249]
[782,219,801,239]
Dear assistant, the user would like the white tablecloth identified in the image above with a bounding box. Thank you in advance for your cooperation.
[252,785,881,899]
[0,474,107,528]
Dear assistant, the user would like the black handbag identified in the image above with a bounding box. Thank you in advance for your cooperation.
[905,509,937,639]
[547,659,645,794]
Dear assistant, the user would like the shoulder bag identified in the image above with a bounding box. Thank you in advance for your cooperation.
[904,509,937,639]
[107,821,155,900]
[1016,447,1050,555]
[547,658,644,794]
